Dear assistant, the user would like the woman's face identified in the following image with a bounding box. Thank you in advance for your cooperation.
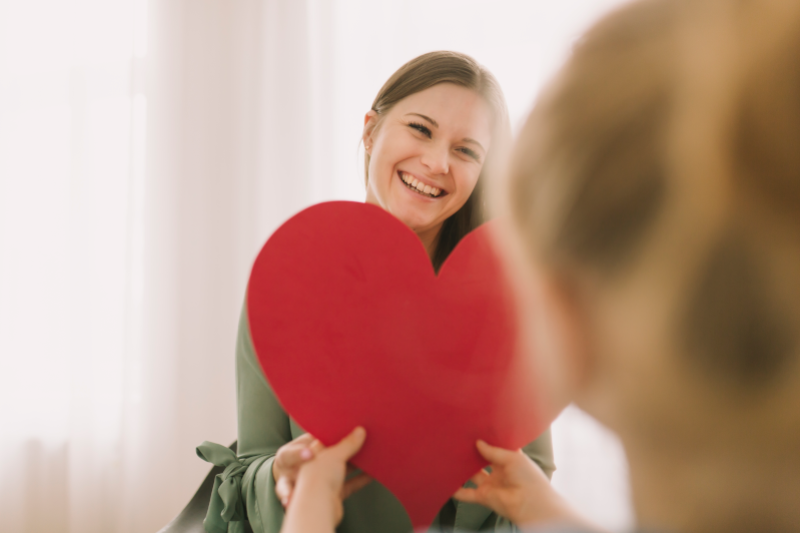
[363,83,493,243]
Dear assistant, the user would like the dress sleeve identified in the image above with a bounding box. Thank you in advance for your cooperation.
[198,302,292,533]
[235,302,292,533]
[523,427,556,480]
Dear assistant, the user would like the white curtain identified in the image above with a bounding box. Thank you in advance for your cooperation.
[0,1,631,532]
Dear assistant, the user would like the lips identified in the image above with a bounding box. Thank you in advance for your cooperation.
[399,171,446,198]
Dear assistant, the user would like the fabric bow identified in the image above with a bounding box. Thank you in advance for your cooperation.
[196,441,257,533]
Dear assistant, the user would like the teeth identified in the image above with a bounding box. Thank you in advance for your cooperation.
[400,172,443,198]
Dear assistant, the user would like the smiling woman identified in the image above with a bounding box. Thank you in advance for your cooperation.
[363,51,511,271]
[363,83,492,262]
[197,51,554,533]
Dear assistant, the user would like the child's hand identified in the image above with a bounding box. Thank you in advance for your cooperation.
[280,427,372,533]
[454,440,593,529]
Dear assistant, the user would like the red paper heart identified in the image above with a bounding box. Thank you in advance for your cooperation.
[247,201,546,528]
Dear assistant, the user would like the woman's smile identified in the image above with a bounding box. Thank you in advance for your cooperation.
[398,170,447,199]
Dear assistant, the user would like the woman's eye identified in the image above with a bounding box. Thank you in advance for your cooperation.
[408,122,432,138]
[458,147,480,161]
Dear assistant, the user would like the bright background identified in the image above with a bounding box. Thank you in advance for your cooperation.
[0,1,631,532]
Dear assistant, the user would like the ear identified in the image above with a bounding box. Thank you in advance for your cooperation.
[362,110,378,155]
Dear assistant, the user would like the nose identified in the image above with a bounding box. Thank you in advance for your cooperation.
[420,142,449,175]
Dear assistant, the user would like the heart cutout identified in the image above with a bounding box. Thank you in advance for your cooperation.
[247,201,547,528]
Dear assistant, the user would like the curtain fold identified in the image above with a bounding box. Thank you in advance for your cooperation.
[1,1,329,531]
[129,1,330,531]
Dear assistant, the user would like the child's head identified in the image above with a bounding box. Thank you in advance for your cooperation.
[503,0,800,482]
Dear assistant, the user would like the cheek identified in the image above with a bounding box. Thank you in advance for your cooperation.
[455,166,481,199]
[368,150,392,193]
[370,142,401,184]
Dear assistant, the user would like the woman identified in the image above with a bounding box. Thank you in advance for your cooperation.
[198,51,555,533]
[278,1,800,532]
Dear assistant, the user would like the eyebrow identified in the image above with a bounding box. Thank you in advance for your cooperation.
[405,112,486,154]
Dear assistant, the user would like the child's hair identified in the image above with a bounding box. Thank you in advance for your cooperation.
[366,51,511,270]
[505,0,800,390]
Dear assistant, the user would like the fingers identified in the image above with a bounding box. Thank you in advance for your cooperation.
[453,487,482,504]
[280,442,317,469]
[277,450,306,471]
[453,466,490,503]
[476,439,517,465]
[469,468,490,487]
[274,433,319,507]
[291,433,317,462]
[341,473,373,499]
[329,427,367,462]
[276,426,366,510]
[275,474,293,507]
[275,434,319,477]
[308,438,325,456]
[295,433,316,445]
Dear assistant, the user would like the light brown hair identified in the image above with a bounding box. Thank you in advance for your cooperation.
[505,0,800,389]
[366,51,511,271]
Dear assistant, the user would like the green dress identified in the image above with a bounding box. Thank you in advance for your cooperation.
[198,306,555,533]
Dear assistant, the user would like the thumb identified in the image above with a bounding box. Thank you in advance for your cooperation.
[476,439,517,465]
[453,487,483,504]
[330,427,367,461]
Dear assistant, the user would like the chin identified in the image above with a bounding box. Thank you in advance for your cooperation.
[387,195,453,236]
[394,212,438,234]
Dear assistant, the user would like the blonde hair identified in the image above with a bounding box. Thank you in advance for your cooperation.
[366,51,511,270]
[506,0,800,388]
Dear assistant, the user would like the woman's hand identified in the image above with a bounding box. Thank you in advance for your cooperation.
[273,433,318,507]
[280,427,372,533]
[454,440,595,530]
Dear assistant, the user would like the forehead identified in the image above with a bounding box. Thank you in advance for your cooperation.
[390,83,493,144]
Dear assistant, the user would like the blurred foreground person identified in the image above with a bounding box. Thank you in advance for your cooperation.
[281,0,800,532]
